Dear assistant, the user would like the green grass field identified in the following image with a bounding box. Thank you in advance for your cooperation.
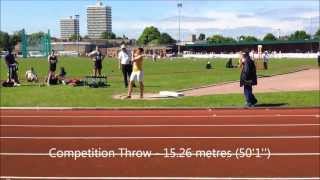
[0,57,319,107]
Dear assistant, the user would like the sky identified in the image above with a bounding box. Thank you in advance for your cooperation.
[1,0,319,40]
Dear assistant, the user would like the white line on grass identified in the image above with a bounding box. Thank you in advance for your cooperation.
[1,136,319,139]
[0,176,319,179]
[1,124,319,128]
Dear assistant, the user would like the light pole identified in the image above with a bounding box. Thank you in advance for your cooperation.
[75,14,80,56]
[177,2,182,55]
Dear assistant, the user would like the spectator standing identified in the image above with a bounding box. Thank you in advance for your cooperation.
[88,46,105,77]
[240,51,258,107]
[118,44,133,88]
[5,48,20,86]
[263,51,270,70]
[47,49,58,86]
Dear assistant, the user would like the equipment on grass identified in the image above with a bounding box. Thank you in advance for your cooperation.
[84,76,108,88]
[159,91,184,98]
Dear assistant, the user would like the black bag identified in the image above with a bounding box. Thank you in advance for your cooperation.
[2,81,14,87]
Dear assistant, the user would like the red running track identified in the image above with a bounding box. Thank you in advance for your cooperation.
[0,108,319,180]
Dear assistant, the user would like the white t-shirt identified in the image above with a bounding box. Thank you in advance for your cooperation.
[250,51,255,60]
[118,50,131,65]
[263,53,269,62]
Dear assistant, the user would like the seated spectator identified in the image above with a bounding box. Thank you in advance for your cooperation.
[58,67,67,84]
[25,67,38,82]
[47,74,58,85]
[226,58,234,68]
[206,61,212,69]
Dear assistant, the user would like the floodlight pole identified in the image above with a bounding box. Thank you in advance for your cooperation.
[177,2,182,55]
[75,14,80,56]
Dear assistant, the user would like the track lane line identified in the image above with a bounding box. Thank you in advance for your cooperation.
[1,124,319,127]
[1,136,319,139]
[1,176,319,179]
[1,114,319,118]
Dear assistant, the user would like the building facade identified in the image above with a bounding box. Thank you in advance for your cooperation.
[60,16,80,39]
[87,1,112,39]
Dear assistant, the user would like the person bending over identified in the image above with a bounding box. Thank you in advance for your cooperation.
[25,67,38,82]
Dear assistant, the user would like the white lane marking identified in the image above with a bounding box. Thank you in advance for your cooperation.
[1,152,320,156]
[0,176,319,179]
[1,136,319,139]
[1,114,319,118]
[1,115,209,118]
[1,124,319,128]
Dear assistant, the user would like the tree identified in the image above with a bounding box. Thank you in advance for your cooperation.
[263,33,277,41]
[83,35,90,39]
[69,34,81,41]
[159,33,176,44]
[0,31,11,50]
[288,30,311,41]
[207,35,236,44]
[314,28,320,40]
[137,26,161,45]
[28,32,45,46]
[101,31,116,39]
[239,35,258,42]
[0,31,21,50]
[148,39,161,46]
[198,33,206,41]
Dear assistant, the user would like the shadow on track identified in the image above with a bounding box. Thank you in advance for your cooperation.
[255,103,288,107]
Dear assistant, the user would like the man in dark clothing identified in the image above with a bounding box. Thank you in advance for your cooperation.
[317,51,320,67]
[226,58,234,68]
[5,49,20,86]
[206,61,212,69]
[240,52,258,107]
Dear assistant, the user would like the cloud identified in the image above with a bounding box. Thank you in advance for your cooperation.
[256,7,318,19]
[160,16,216,22]
[237,14,255,18]
[112,6,320,39]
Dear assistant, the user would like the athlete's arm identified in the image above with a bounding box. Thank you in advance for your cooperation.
[132,55,143,61]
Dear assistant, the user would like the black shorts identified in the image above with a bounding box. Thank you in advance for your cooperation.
[95,61,102,70]
[50,63,57,72]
